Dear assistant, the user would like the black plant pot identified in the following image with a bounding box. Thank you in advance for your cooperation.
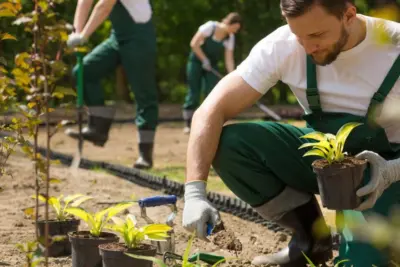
[99,242,157,267]
[69,231,119,267]
[312,157,367,210]
[36,219,80,257]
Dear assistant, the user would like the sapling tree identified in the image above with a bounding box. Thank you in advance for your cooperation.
[3,0,74,265]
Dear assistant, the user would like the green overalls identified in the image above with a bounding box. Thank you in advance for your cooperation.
[182,24,228,121]
[73,1,158,137]
[212,54,400,266]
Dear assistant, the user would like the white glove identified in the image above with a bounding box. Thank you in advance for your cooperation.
[182,180,221,240]
[67,32,87,48]
[201,58,212,71]
[355,150,400,211]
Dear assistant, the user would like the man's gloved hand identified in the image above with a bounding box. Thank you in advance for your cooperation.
[201,58,212,71]
[355,150,400,211]
[182,180,221,240]
[67,32,87,48]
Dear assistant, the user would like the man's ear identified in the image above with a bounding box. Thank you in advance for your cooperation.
[343,4,357,25]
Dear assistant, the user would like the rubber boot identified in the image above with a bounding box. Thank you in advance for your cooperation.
[133,143,153,169]
[65,106,115,147]
[252,196,333,266]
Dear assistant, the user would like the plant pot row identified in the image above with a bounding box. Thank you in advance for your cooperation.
[37,221,157,267]
[69,230,156,267]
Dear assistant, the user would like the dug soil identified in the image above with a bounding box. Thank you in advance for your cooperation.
[0,153,338,267]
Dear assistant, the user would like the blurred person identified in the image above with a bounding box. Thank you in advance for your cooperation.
[65,0,158,169]
[182,12,242,133]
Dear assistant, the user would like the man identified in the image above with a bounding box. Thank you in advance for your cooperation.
[182,1,400,266]
[65,0,158,169]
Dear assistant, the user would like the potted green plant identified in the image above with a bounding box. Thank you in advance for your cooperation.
[65,202,134,267]
[33,194,92,257]
[299,122,367,210]
[99,213,172,267]
[127,231,229,267]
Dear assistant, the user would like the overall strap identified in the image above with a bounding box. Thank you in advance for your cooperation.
[367,54,400,115]
[306,55,322,113]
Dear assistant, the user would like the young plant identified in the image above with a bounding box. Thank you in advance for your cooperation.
[105,213,172,249]
[302,252,349,267]
[126,231,230,267]
[65,202,134,237]
[299,122,363,164]
[32,193,93,221]
[16,240,44,267]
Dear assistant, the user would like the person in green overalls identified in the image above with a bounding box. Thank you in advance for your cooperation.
[182,13,242,133]
[181,0,400,266]
[65,0,158,169]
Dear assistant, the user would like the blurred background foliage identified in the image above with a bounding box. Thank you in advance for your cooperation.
[1,0,399,107]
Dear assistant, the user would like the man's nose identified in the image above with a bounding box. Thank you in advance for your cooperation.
[300,39,320,54]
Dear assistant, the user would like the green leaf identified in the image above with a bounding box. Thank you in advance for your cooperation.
[303,149,327,159]
[70,195,93,207]
[125,253,167,267]
[335,122,362,153]
[54,86,76,96]
[302,252,316,267]
[1,33,16,41]
[52,92,64,99]
[299,131,326,141]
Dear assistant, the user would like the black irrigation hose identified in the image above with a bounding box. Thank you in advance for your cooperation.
[32,144,288,234]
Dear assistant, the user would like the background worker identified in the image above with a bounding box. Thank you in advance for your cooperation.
[182,12,242,133]
[181,0,400,266]
[65,0,158,169]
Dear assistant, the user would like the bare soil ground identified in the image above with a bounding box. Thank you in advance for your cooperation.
[0,153,337,267]
[0,104,337,266]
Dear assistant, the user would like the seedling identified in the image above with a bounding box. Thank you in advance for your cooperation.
[126,231,232,267]
[105,213,172,249]
[32,193,93,221]
[16,240,44,267]
[302,252,349,267]
[298,122,367,210]
[299,122,363,164]
[65,202,134,237]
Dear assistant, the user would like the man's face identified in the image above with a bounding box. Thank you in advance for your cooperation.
[285,4,352,66]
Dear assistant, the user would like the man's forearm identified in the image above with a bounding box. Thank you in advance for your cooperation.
[74,0,93,33]
[192,46,208,62]
[81,0,115,39]
[185,108,225,183]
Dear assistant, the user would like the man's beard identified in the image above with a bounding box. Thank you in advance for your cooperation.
[310,26,349,66]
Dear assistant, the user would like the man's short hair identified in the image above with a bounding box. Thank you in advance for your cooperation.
[280,0,355,19]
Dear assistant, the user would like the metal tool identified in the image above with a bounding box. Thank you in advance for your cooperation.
[138,195,178,254]
[70,50,85,169]
[209,67,282,121]
[163,251,225,266]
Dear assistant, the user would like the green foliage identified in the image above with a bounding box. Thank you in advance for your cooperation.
[65,202,134,237]
[127,231,230,267]
[32,193,93,221]
[299,122,362,164]
[16,240,44,267]
[105,214,172,249]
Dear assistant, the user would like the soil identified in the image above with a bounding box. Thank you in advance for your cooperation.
[312,156,368,170]
[99,242,155,252]
[68,231,118,240]
[0,153,338,267]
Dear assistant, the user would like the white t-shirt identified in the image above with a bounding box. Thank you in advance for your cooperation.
[237,14,400,143]
[119,0,152,23]
[198,21,235,50]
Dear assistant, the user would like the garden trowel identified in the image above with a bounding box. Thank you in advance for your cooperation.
[209,67,282,121]
[70,50,85,169]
